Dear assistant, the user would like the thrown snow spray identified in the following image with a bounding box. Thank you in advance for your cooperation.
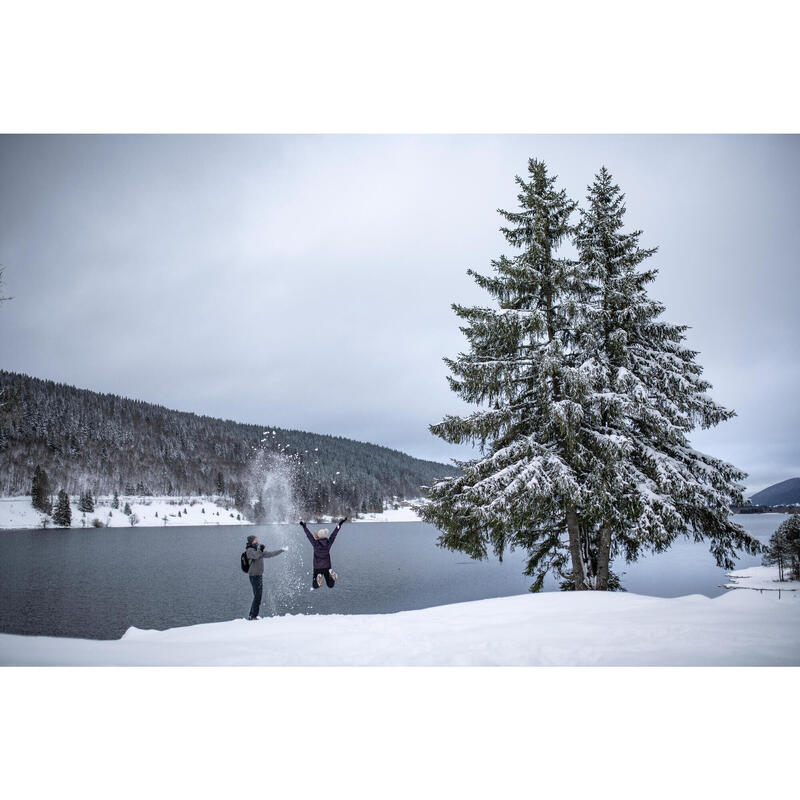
[250,449,298,524]
[246,439,306,614]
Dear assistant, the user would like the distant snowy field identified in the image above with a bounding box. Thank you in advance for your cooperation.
[1,571,797,666]
[351,502,422,523]
[0,497,425,529]
[725,564,800,593]
[0,495,251,529]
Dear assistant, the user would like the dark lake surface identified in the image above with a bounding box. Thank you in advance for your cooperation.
[0,514,782,640]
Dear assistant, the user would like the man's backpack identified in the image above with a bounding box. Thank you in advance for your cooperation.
[240,551,251,573]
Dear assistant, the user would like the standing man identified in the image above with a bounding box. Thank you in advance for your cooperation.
[245,534,286,620]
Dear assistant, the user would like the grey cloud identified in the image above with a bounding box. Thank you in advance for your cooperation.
[1,135,798,492]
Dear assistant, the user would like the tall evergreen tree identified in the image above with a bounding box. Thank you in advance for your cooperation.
[112,490,120,509]
[762,526,791,582]
[216,471,225,495]
[52,489,72,527]
[78,489,94,513]
[422,159,759,592]
[31,465,43,509]
[568,167,758,587]
[782,516,800,580]
[31,465,52,514]
[420,159,583,590]
[764,515,800,581]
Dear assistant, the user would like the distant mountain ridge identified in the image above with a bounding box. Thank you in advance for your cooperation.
[0,370,453,517]
[749,477,800,506]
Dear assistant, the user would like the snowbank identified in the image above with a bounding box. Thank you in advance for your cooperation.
[1,588,797,666]
[724,565,800,593]
[0,495,252,530]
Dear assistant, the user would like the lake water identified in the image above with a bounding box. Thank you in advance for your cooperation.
[0,514,784,640]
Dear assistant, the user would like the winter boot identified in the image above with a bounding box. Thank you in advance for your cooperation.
[329,570,338,583]
[316,573,324,587]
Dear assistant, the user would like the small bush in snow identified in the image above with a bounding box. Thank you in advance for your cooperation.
[92,518,104,528]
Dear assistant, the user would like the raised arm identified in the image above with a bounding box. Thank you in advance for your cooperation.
[300,521,315,545]
[247,544,286,561]
[329,517,347,544]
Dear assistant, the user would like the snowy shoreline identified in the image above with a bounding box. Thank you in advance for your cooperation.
[1,579,798,666]
[0,495,424,530]
[0,495,252,530]
[724,565,800,593]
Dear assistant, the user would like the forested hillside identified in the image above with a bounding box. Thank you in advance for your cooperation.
[0,371,454,517]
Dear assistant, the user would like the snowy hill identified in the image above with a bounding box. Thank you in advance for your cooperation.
[749,477,800,506]
[0,370,453,516]
[1,584,797,666]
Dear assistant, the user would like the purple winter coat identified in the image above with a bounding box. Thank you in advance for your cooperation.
[301,521,342,569]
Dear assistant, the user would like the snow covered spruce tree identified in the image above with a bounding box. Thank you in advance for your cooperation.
[31,465,52,514]
[53,489,72,527]
[420,158,585,590]
[78,489,94,513]
[421,160,759,591]
[566,167,758,587]
[763,516,800,581]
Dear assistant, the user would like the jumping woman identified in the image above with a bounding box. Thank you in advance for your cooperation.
[299,517,347,588]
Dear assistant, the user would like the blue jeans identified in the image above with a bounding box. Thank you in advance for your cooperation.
[249,575,263,618]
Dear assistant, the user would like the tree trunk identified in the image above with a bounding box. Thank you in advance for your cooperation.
[595,524,612,590]
[566,507,588,590]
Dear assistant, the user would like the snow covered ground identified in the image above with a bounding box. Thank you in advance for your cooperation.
[351,503,422,522]
[725,565,800,593]
[1,582,797,666]
[308,499,425,524]
[0,495,251,529]
[0,496,428,529]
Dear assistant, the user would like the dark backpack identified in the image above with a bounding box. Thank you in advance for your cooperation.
[240,551,251,573]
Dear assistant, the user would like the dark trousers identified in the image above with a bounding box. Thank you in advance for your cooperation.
[312,568,336,589]
[249,575,263,618]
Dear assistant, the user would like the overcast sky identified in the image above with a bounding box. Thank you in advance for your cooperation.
[0,135,797,493]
